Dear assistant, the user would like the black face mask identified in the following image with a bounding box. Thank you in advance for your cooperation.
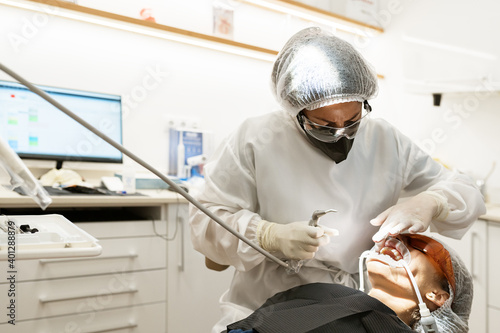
[297,114,355,163]
[304,132,354,163]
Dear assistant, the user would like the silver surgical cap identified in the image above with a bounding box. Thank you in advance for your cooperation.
[271,27,378,116]
[415,240,473,333]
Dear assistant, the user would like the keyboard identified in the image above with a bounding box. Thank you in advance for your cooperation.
[13,185,145,196]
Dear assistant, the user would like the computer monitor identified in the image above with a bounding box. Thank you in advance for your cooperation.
[0,80,123,169]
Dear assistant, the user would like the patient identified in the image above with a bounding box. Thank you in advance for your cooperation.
[224,234,471,333]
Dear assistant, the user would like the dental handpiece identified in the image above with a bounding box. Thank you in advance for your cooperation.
[308,209,337,227]
[286,209,337,274]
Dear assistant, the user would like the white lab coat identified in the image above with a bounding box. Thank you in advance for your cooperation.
[189,110,486,333]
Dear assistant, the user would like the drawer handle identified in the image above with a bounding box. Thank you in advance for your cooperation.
[39,253,138,264]
[39,288,138,303]
[471,231,478,279]
[81,322,138,333]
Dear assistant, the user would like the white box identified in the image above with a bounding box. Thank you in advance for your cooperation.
[168,128,212,179]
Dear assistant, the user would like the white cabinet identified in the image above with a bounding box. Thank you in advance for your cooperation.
[0,269,165,322]
[488,307,500,332]
[431,218,500,333]
[487,223,500,316]
[470,220,488,333]
[0,303,165,333]
[0,206,168,332]
[7,236,166,282]
[0,196,234,332]
[165,203,234,333]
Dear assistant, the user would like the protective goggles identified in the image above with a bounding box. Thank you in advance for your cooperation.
[400,234,456,294]
[297,100,372,143]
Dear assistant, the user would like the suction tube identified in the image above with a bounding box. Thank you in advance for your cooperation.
[0,62,290,271]
[402,261,439,333]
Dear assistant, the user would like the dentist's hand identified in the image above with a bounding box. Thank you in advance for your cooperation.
[370,191,449,248]
[257,220,338,260]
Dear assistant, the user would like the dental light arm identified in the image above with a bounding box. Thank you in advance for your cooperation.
[0,62,290,270]
[0,136,52,210]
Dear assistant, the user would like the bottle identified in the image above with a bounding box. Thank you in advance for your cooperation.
[122,165,136,194]
[177,131,186,179]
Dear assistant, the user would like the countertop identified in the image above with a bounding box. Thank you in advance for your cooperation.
[1,184,498,222]
[0,185,187,208]
[480,203,500,223]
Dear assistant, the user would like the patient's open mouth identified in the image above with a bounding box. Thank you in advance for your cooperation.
[378,237,407,261]
[379,246,403,261]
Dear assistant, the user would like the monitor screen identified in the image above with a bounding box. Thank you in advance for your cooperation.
[0,80,123,167]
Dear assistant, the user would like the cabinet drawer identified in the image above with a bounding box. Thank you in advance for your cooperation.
[0,269,165,323]
[489,306,500,333]
[77,219,167,239]
[488,223,500,308]
[4,236,166,281]
[0,302,165,333]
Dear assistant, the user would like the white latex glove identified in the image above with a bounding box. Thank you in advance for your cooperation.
[370,191,449,248]
[257,220,338,260]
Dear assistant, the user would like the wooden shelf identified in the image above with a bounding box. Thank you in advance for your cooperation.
[26,0,279,56]
[24,0,383,58]
[11,0,385,75]
[276,0,384,33]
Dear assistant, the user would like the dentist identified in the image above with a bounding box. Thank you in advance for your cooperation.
[189,27,486,333]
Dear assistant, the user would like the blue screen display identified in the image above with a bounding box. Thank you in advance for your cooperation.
[0,80,123,164]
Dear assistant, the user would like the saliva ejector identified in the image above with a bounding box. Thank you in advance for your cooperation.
[358,237,439,333]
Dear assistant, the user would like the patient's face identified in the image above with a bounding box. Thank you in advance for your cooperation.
[366,242,444,302]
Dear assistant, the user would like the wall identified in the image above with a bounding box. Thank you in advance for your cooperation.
[365,0,500,203]
[0,0,380,182]
[1,0,499,202]
[0,1,280,180]
[77,0,382,50]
